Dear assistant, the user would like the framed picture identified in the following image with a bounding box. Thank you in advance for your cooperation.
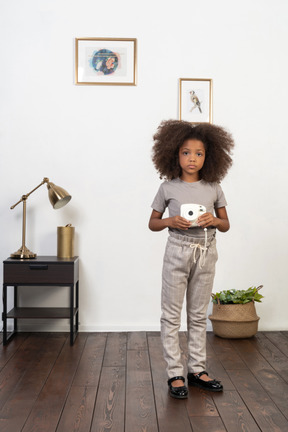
[75,38,137,85]
[179,78,213,123]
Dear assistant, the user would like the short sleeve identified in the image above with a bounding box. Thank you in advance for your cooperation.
[215,184,227,208]
[151,183,167,213]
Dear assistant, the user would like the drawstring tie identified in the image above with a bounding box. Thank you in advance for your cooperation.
[189,228,208,269]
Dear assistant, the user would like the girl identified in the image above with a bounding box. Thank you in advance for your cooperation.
[149,120,234,399]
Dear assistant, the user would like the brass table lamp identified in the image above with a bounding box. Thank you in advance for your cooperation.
[10,177,72,259]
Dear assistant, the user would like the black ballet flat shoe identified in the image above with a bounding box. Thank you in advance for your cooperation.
[187,371,223,392]
[167,376,188,399]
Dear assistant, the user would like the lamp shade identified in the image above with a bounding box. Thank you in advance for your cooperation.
[47,182,72,209]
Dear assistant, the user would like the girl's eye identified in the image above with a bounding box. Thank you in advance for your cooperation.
[183,151,189,156]
[197,153,203,157]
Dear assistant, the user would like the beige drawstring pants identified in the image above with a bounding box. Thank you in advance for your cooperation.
[161,232,218,379]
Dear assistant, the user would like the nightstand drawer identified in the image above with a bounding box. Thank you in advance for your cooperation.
[3,263,75,284]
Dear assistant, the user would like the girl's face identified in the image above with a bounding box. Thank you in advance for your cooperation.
[178,139,206,182]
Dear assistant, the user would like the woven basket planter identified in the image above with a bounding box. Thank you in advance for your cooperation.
[208,301,260,339]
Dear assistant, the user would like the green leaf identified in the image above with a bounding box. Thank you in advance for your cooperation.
[211,286,264,304]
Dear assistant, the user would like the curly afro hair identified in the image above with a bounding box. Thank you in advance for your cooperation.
[152,119,234,183]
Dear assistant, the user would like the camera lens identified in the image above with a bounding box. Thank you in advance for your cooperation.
[188,210,193,216]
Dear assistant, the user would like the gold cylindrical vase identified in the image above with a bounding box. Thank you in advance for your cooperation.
[57,224,75,258]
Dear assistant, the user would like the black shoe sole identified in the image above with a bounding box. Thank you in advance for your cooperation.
[188,381,223,392]
[169,391,188,399]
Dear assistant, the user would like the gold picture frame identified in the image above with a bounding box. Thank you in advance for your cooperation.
[179,78,213,124]
[75,38,137,86]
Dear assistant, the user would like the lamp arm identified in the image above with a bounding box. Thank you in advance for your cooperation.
[10,177,49,210]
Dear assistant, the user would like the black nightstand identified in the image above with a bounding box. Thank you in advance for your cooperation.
[2,256,79,345]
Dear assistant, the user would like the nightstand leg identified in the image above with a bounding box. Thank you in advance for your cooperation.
[2,285,17,345]
[69,282,79,345]
[70,284,73,345]
[3,284,7,345]
[14,286,18,332]
[76,281,79,334]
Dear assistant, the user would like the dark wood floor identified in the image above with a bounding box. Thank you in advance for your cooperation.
[0,331,288,432]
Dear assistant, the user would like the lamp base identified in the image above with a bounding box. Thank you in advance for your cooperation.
[11,246,37,259]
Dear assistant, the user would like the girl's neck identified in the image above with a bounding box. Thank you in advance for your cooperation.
[180,173,200,183]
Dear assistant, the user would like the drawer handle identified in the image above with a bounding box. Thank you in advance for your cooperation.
[29,265,48,270]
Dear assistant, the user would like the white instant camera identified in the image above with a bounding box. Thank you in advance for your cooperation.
[180,203,206,227]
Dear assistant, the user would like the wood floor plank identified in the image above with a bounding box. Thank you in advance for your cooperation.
[0,334,48,410]
[55,333,107,432]
[126,349,158,432]
[103,332,127,367]
[90,366,125,432]
[227,368,288,431]
[206,333,248,370]
[0,336,66,432]
[127,331,148,350]
[21,333,87,432]
[72,333,107,386]
[263,331,288,357]
[148,334,193,432]
[230,338,288,419]
[189,416,227,432]
[185,386,220,417]
[56,386,97,432]
[213,390,261,432]
[0,333,28,372]
[251,333,288,383]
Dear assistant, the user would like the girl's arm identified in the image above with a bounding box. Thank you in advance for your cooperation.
[149,209,191,232]
[197,206,230,232]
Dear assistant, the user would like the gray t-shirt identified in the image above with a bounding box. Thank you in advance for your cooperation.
[151,178,227,237]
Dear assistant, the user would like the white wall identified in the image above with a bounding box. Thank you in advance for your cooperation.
[0,0,287,332]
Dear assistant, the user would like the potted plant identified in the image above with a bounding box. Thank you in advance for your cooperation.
[208,286,263,339]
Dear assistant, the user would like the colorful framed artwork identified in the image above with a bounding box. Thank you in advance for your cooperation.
[179,78,213,123]
[75,38,137,85]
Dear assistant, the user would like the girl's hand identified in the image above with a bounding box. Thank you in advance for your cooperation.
[197,207,230,232]
[149,210,191,231]
[168,215,191,230]
[197,212,215,228]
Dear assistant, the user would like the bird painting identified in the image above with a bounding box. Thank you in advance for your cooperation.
[189,90,202,113]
